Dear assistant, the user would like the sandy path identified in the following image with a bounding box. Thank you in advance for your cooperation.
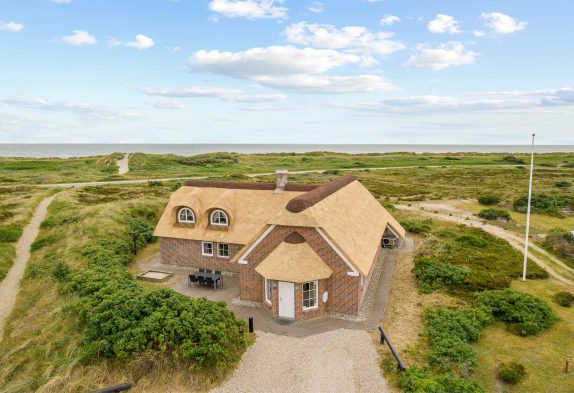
[117,153,130,175]
[0,194,57,338]
[211,329,388,393]
[396,203,574,286]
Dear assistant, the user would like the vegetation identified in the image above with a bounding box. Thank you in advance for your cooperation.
[413,258,469,293]
[542,228,574,266]
[498,362,527,385]
[513,193,574,217]
[398,366,485,393]
[401,219,433,234]
[474,289,554,336]
[477,208,511,221]
[0,184,248,392]
[477,195,500,205]
[552,291,574,307]
[555,181,572,188]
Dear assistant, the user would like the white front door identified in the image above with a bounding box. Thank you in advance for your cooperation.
[278,281,295,319]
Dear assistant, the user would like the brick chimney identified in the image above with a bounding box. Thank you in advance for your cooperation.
[274,169,288,193]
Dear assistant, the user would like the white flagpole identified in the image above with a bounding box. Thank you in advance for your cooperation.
[522,133,535,281]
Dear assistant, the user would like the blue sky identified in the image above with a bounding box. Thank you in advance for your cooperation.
[0,0,573,144]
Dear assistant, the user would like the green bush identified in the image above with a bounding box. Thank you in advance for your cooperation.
[477,195,500,205]
[398,366,485,393]
[52,262,72,282]
[501,155,525,164]
[477,208,510,221]
[555,181,572,188]
[424,307,492,372]
[148,180,163,187]
[413,258,469,293]
[0,225,23,242]
[513,193,574,216]
[475,289,554,336]
[498,362,527,384]
[126,217,155,243]
[401,219,433,234]
[553,291,574,307]
[543,228,574,261]
[455,234,487,248]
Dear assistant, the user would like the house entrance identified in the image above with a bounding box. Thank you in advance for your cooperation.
[278,281,295,319]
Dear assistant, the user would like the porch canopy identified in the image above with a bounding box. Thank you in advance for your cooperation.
[255,241,333,283]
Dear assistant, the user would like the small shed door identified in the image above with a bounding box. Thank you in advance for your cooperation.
[278,281,295,319]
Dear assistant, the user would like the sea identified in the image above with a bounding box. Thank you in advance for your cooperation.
[0,144,573,158]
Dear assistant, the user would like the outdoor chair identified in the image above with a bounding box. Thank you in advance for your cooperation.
[204,276,216,289]
[215,271,223,287]
[188,274,199,287]
[198,276,207,286]
[198,268,205,273]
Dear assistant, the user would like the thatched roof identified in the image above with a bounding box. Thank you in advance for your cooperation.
[255,241,333,283]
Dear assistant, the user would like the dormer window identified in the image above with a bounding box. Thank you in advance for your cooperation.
[177,207,195,224]
[210,209,229,226]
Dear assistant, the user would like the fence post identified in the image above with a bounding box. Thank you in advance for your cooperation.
[248,317,254,333]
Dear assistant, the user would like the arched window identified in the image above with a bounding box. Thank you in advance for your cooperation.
[210,209,229,226]
[177,207,195,223]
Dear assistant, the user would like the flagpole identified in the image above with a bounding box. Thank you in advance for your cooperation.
[522,133,535,281]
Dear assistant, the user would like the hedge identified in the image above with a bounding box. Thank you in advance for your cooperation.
[477,209,510,221]
[413,258,469,293]
[398,366,485,393]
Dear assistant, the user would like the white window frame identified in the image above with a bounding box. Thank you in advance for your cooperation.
[302,280,318,310]
[177,207,195,224]
[210,209,229,226]
[202,241,213,256]
[264,278,272,304]
[217,243,229,258]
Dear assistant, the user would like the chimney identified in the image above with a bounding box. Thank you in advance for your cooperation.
[274,169,288,193]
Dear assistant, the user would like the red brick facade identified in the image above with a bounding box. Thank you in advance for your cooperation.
[159,225,382,321]
[159,237,243,273]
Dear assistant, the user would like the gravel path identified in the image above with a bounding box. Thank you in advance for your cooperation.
[397,203,574,286]
[117,153,130,175]
[0,194,57,339]
[212,329,389,393]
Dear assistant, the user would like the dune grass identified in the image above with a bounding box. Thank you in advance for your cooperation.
[0,182,247,392]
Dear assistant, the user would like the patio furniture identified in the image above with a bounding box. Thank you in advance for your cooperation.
[215,271,223,287]
[188,274,199,287]
[188,270,223,289]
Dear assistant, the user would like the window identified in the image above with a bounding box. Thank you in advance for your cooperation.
[302,281,318,309]
[217,243,229,258]
[177,207,195,223]
[264,279,272,304]
[202,241,213,256]
[210,209,229,226]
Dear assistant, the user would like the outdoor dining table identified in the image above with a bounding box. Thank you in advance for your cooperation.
[188,271,223,289]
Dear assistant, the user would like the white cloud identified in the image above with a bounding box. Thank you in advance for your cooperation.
[283,22,404,56]
[125,34,155,49]
[380,15,400,26]
[427,14,462,34]
[467,86,574,106]
[148,100,185,110]
[0,21,25,32]
[473,30,486,38]
[141,86,287,102]
[308,1,324,13]
[481,12,526,34]
[208,0,287,20]
[62,30,97,46]
[189,45,373,79]
[404,42,477,70]
[257,74,396,94]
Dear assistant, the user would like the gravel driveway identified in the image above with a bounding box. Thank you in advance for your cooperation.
[212,329,389,393]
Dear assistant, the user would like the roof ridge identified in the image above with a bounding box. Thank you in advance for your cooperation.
[285,174,356,213]
[183,179,317,192]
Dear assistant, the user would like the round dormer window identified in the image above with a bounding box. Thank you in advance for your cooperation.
[177,207,195,223]
[210,209,229,226]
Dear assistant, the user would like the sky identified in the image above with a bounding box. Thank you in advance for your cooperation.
[0,0,573,144]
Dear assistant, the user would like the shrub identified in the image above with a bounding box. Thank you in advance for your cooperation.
[555,181,572,188]
[501,155,525,164]
[398,366,485,393]
[477,195,500,205]
[455,234,487,248]
[413,258,469,293]
[477,209,510,221]
[148,180,163,187]
[126,217,155,243]
[424,307,492,372]
[475,289,554,336]
[553,291,574,307]
[513,193,574,216]
[498,362,527,385]
[0,225,23,242]
[542,228,574,261]
[31,233,63,251]
[52,262,72,282]
[401,219,433,234]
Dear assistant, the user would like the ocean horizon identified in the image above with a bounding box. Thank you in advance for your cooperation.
[1,144,574,158]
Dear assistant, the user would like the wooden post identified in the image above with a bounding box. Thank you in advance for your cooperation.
[248,317,254,333]
[565,359,569,373]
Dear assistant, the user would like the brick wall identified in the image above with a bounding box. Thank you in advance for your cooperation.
[159,237,243,273]
[240,225,364,320]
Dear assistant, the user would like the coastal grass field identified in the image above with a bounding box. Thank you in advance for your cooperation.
[0,151,573,392]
